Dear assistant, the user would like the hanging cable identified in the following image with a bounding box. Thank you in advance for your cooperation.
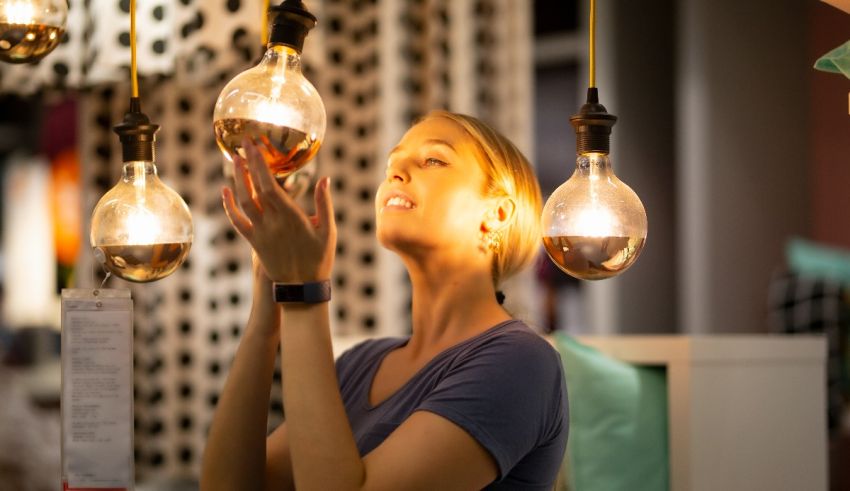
[261,0,271,45]
[589,0,596,88]
[130,0,138,97]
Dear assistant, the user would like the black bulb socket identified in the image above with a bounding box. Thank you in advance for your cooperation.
[114,97,159,163]
[570,87,617,155]
[268,0,317,53]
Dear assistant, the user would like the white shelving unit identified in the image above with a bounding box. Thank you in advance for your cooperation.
[577,335,828,491]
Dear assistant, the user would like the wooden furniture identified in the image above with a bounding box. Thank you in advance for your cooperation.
[576,335,828,491]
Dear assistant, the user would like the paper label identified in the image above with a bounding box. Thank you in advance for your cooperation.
[61,289,133,490]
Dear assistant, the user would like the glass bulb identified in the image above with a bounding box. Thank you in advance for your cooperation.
[0,0,67,64]
[542,152,647,280]
[213,44,325,181]
[90,161,193,283]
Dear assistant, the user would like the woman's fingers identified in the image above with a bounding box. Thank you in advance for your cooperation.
[314,176,336,241]
[222,186,253,240]
[232,153,263,221]
[243,137,282,212]
[243,138,305,221]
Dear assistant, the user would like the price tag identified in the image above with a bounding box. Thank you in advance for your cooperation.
[60,289,134,490]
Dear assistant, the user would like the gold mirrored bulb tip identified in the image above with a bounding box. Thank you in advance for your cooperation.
[543,235,645,280]
[96,242,191,283]
[0,0,68,63]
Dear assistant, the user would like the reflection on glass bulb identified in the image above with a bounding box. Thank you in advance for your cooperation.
[90,161,193,283]
[4,1,33,22]
[0,0,67,63]
[213,44,325,181]
[542,152,647,280]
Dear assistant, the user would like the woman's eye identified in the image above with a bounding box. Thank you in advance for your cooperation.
[424,157,447,167]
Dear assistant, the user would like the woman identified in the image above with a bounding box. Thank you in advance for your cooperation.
[201,111,568,490]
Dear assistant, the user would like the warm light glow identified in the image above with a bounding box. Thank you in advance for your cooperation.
[2,1,35,24]
[125,208,161,245]
[132,160,147,190]
[251,96,303,129]
[125,161,159,245]
[573,206,616,238]
[50,149,81,266]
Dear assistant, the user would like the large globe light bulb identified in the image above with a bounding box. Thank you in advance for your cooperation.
[541,89,647,280]
[213,0,325,182]
[90,99,193,283]
[0,0,67,64]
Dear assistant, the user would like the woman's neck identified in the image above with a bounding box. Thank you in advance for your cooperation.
[401,253,511,358]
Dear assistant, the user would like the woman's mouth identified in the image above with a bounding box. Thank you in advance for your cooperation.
[385,196,416,209]
[385,196,414,210]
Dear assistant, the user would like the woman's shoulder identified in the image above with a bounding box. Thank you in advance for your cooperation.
[473,320,560,358]
[457,320,564,377]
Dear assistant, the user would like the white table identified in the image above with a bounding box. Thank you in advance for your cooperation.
[576,335,828,491]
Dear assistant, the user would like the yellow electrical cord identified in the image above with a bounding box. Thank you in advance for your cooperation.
[261,0,270,45]
[130,0,138,98]
[589,0,596,88]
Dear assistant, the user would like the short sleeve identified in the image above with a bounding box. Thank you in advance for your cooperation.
[416,331,567,480]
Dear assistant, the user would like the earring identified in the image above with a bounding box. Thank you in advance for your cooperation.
[484,229,502,253]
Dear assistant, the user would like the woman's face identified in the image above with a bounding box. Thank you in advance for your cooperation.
[376,116,493,258]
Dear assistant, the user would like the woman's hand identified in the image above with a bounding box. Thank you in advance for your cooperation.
[221,138,336,284]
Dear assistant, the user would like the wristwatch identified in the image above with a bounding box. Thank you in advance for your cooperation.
[273,280,332,304]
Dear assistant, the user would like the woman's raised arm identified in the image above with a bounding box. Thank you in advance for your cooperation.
[200,256,293,491]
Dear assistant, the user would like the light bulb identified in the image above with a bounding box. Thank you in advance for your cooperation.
[0,0,67,64]
[541,89,647,280]
[213,0,325,182]
[90,99,193,283]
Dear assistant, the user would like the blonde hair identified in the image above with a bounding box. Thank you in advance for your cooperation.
[425,110,543,287]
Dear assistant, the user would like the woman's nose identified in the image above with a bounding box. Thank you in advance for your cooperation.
[386,162,409,183]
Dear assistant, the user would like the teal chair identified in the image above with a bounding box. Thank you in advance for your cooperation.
[553,333,669,491]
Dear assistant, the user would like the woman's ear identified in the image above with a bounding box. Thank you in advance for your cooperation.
[482,197,516,233]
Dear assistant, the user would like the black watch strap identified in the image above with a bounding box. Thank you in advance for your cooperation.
[273,280,331,304]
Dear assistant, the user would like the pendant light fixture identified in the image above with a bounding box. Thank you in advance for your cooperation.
[541,0,647,280]
[0,0,67,63]
[89,0,193,283]
[213,0,325,182]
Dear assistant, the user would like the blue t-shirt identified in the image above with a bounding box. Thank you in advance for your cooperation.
[335,320,569,489]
